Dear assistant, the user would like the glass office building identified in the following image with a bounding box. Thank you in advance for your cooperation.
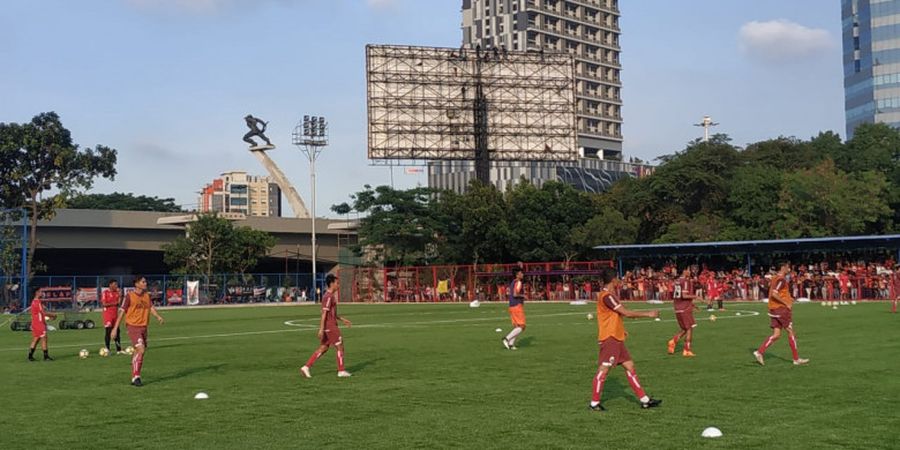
[843,0,900,137]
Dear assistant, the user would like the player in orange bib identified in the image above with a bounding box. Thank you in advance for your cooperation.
[753,263,809,366]
[590,270,662,411]
[111,276,165,386]
[502,268,526,350]
[27,291,56,361]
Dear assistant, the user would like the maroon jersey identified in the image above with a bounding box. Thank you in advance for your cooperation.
[673,278,694,312]
[321,290,338,329]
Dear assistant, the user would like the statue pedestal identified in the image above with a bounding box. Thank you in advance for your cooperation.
[249,144,276,152]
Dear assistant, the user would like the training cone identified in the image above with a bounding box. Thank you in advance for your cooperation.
[701,427,723,438]
[194,392,209,400]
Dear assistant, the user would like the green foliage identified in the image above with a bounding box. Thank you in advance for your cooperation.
[341,126,900,264]
[348,185,445,266]
[66,192,183,212]
[162,214,276,279]
[0,112,117,278]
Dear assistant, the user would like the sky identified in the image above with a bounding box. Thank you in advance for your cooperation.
[1,0,844,217]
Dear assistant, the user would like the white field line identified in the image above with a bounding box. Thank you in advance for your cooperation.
[0,309,758,353]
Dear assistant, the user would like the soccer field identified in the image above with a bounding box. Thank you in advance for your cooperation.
[1,301,896,449]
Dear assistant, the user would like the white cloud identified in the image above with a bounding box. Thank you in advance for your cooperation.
[738,19,833,64]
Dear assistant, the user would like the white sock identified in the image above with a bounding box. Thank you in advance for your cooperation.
[505,327,523,342]
[640,395,650,404]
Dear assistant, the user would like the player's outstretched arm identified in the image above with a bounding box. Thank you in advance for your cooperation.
[615,305,659,319]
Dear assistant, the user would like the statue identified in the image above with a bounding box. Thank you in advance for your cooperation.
[243,114,273,149]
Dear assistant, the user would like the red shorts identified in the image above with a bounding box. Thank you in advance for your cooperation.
[598,338,632,367]
[675,311,696,331]
[127,325,148,348]
[31,321,46,338]
[102,309,118,328]
[508,304,526,327]
[768,307,792,329]
[320,327,343,346]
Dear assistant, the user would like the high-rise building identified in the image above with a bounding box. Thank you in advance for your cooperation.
[198,171,282,217]
[462,0,622,159]
[432,0,651,194]
[843,0,900,137]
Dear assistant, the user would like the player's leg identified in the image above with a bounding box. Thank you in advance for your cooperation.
[129,327,148,386]
[787,326,808,365]
[301,344,330,377]
[27,335,39,361]
[683,327,694,357]
[667,329,684,354]
[114,326,123,352]
[754,326,781,365]
[893,296,898,313]
[40,335,52,360]
[589,364,610,411]
[335,342,351,377]
[104,326,112,351]
[621,360,661,408]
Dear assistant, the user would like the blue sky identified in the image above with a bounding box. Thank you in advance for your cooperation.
[1,1,843,216]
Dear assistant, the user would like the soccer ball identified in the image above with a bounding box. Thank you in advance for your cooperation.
[125,346,135,355]
[586,313,594,320]
[99,347,110,357]
[851,300,857,305]
[709,315,717,322]
[78,349,89,359]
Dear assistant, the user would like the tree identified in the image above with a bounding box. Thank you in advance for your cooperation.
[348,185,444,266]
[66,192,182,212]
[504,180,593,262]
[570,208,639,249]
[0,112,117,278]
[162,214,276,282]
[436,181,510,265]
[773,160,891,238]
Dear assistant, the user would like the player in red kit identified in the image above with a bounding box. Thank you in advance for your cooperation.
[300,274,352,378]
[891,264,900,314]
[667,269,699,357]
[27,291,56,361]
[753,263,809,366]
[101,279,124,354]
[590,270,662,411]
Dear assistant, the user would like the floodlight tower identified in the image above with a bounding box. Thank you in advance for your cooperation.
[292,115,328,301]
[694,115,719,142]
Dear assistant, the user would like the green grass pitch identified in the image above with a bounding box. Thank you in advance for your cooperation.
[1,301,897,449]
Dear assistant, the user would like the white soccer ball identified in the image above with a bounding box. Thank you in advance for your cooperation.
[832,305,838,310]
[821,301,828,307]
[654,317,661,321]
[125,346,135,355]
[586,313,594,320]
[99,347,110,357]
[709,315,717,322]
[851,300,857,305]
[78,349,89,359]
[194,392,209,400]
[701,427,723,438]
[735,312,742,316]
[469,300,481,308]
[495,328,502,332]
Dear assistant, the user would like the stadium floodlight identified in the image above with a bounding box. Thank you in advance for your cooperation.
[292,115,328,301]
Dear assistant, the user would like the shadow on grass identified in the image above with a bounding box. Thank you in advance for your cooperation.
[515,336,535,348]
[145,363,226,385]
[745,347,791,365]
[346,357,383,374]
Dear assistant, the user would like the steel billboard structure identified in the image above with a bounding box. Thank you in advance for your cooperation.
[366,44,577,183]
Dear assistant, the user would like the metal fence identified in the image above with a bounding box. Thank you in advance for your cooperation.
[0,208,28,310]
[1,272,323,312]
